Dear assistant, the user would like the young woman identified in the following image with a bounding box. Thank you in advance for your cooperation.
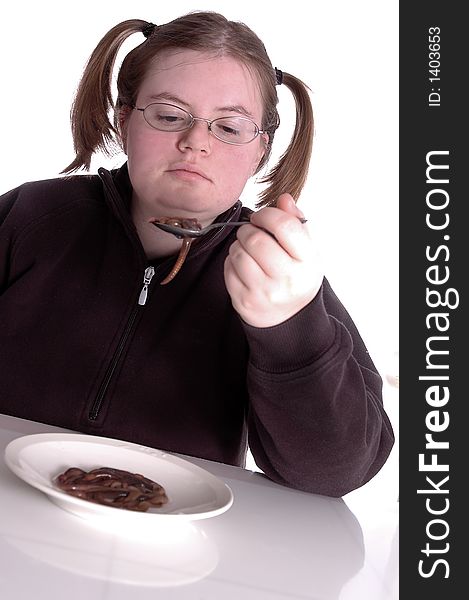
[0,12,394,497]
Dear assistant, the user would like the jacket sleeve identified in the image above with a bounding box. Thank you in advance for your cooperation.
[243,277,394,497]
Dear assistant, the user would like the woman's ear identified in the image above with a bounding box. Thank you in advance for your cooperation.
[252,133,269,174]
[117,105,132,152]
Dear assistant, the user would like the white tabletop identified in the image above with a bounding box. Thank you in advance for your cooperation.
[0,413,398,599]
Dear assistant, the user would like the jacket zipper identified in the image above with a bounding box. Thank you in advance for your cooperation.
[92,168,244,422]
[138,266,155,305]
[88,266,156,421]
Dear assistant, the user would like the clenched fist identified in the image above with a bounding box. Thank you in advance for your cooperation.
[224,194,324,328]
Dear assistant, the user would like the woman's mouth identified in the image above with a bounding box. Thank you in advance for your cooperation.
[166,164,211,182]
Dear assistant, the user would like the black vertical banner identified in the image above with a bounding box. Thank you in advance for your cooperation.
[400,1,465,597]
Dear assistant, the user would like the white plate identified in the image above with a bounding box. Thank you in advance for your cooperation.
[4,433,233,525]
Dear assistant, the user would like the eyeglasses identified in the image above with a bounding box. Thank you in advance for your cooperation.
[133,102,266,145]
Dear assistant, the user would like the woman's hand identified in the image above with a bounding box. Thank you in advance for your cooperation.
[224,194,324,328]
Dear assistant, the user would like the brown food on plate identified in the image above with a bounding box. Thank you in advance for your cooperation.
[150,216,202,285]
[54,467,169,512]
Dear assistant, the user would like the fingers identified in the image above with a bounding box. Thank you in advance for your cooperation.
[223,194,323,327]
[227,194,312,282]
[225,232,269,284]
[249,199,310,261]
[233,224,294,280]
[276,193,305,219]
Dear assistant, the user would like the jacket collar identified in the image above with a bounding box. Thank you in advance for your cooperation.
[96,162,247,258]
[98,161,245,230]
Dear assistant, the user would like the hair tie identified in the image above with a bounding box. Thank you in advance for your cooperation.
[274,67,283,85]
[142,22,157,39]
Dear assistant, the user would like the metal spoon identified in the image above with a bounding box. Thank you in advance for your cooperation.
[151,217,307,239]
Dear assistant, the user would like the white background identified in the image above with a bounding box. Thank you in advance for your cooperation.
[0,0,398,379]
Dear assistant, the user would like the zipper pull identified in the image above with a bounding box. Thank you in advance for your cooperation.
[138,266,155,305]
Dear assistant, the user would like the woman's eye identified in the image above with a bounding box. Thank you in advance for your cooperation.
[216,122,241,136]
[156,114,183,123]
[222,126,239,135]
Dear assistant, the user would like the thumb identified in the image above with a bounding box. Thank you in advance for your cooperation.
[277,193,305,220]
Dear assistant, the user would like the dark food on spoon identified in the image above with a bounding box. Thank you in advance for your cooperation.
[149,216,202,285]
[54,467,169,512]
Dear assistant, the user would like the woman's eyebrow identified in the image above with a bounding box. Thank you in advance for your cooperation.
[148,93,254,118]
[148,92,188,106]
[217,104,255,119]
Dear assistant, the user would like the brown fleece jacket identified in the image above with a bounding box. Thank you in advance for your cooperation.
[0,164,394,496]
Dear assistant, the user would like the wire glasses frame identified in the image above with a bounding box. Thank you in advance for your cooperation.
[133,102,266,145]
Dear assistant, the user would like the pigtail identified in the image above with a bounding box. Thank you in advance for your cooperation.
[256,72,314,209]
[61,19,149,173]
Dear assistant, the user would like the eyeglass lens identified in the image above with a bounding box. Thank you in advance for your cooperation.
[142,103,259,144]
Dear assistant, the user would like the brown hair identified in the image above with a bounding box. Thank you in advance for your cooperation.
[62,12,314,208]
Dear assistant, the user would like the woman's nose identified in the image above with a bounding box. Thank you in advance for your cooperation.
[177,120,212,153]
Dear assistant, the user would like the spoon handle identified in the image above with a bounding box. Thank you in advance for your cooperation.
[152,217,307,238]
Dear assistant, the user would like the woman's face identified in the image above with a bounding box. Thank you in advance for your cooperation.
[123,50,267,225]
